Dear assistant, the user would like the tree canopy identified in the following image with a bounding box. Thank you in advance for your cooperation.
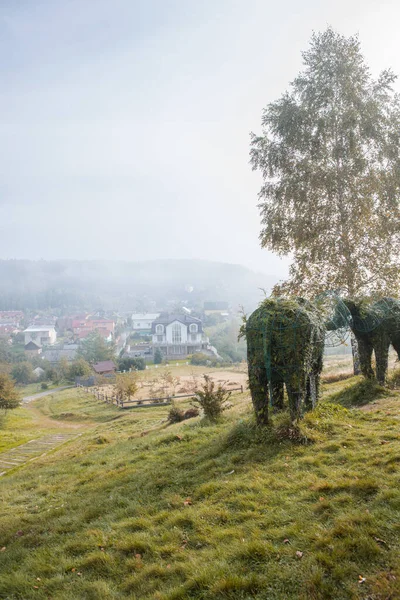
[77,331,115,363]
[251,27,400,297]
[0,374,19,411]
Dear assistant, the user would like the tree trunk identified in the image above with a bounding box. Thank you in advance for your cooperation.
[350,333,361,375]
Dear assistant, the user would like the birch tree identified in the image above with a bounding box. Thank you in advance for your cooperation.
[251,28,400,299]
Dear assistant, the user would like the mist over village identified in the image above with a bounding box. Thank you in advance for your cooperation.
[1,2,400,599]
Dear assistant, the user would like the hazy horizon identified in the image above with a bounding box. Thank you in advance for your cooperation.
[2,0,400,275]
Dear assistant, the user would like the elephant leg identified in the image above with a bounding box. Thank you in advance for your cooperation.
[390,333,400,362]
[285,374,306,423]
[357,338,374,379]
[247,336,269,425]
[374,334,390,385]
[304,372,318,412]
[271,378,284,411]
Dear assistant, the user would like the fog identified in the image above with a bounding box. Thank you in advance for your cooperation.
[1,0,399,276]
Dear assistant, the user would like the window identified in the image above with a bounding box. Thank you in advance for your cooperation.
[189,323,198,333]
[191,333,197,342]
[157,335,163,342]
[156,324,164,334]
[172,323,182,344]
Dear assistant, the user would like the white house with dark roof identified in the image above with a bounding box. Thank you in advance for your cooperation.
[151,314,209,358]
[131,313,160,335]
[24,326,57,347]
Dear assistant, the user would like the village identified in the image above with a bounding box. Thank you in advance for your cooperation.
[0,301,239,387]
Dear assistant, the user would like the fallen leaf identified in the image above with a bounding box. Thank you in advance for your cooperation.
[225,470,235,475]
[0,547,5,552]
[358,576,366,584]
[283,539,290,544]
[36,578,41,581]
[183,498,192,506]
[77,572,82,576]
[135,553,142,560]
[16,530,24,537]
[33,586,39,589]
[296,551,303,559]
[175,435,183,440]
[319,497,325,502]
[380,440,389,445]
[284,463,289,468]
[71,568,76,572]
[166,564,171,569]
[374,537,387,546]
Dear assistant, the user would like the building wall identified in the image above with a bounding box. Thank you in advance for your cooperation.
[24,329,57,346]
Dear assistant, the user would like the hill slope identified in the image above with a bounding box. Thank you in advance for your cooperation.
[1,378,400,599]
[0,259,274,312]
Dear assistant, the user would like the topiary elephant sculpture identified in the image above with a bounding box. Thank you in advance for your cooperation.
[244,298,325,424]
[326,297,400,385]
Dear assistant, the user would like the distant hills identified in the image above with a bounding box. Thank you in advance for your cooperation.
[0,259,278,313]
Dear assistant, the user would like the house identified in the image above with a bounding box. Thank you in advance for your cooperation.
[151,314,209,358]
[131,314,160,335]
[72,316,115,342]
[92,360,117,375]
[24,341,42,356]
[42,345,79,364]
[0,311,24,326]
[24,326,57,347]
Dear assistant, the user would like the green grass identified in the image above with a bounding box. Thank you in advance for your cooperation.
[1,383,400,599]
[16,381,66,399]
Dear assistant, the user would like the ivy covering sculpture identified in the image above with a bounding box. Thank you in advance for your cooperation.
[243,298,325,424]
[327,297,400,385]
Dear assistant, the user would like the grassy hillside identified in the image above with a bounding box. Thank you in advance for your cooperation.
[1,379,400,599]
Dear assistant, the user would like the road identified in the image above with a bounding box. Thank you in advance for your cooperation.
[22,386,74,404]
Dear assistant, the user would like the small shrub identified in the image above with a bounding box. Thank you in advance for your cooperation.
[190,353,220,367]
[154,349,163,365]
[192,375,231,421]
[183,407,200,420]
[41,382,49,390]
[167,403,185,424]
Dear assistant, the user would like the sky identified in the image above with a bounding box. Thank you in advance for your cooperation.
[1,0,400,280]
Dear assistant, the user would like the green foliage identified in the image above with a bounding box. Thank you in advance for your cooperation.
[192,375,231,421]
[67,358,92,381]
[207,318,246,363]
[11,361,33,385]
[77,331,115,363]
[251,27,400,298]
[0,373,19,410]
[190,353,220,367]
[167,402,185,424]
[40,382,49,390]
[153,348,163,365]
[245,297,325,424]
[115,373,139,400]
[118,357,146,371]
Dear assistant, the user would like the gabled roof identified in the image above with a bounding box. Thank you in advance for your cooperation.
[25,341,41,350]
[24,326,56,333]
[152,314,202,333]
[93,360,116,373]
[132,313,160,320]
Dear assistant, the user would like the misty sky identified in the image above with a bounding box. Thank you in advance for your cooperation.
[1,0,399,279]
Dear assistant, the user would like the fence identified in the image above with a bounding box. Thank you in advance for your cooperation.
[76,384,244,409]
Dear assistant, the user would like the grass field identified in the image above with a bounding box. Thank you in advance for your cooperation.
[1,368,400,599]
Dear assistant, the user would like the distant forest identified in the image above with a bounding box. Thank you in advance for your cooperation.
[0,259,274,313]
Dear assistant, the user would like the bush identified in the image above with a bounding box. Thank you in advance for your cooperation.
[68,358,92,381]
[41,382,49,390]
[11,362,33,385]
[154,349,163,365]
[192,375,231,421]
[118,357,146,371]
[190,353,220,367]
[0,373,19,410]
[167,403,185,424]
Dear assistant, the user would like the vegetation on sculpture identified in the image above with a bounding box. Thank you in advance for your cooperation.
[327,296,400,384]
[242,297,325,424]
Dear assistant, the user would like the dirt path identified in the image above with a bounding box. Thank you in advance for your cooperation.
[22,386,73,404]
[0,433,79,476]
